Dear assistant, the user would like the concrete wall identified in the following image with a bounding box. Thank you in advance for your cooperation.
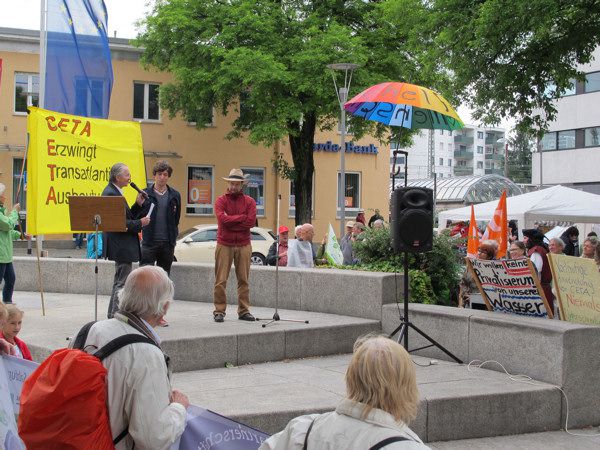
[382,303,600,428]
[14,257,402,320]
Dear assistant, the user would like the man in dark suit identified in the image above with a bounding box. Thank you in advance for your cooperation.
[102,163,150,318]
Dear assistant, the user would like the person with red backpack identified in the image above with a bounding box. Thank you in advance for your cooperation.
[19,266,188,449]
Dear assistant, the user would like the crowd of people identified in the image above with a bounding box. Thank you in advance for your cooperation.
[458,220,599,314]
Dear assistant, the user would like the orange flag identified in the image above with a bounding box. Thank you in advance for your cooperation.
[467,205,480,258]
[482,191,508,258]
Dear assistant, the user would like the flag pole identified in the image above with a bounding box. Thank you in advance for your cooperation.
[35,0,48,316]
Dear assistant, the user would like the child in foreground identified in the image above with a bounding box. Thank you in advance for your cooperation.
[0,304,32,360]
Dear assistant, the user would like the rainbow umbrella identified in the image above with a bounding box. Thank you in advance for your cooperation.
[344,82,463,131]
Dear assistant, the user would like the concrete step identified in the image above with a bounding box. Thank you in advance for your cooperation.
[171,353,562,443]
[15,291,380,372]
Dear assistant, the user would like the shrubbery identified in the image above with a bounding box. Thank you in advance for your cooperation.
[351,227,461,305]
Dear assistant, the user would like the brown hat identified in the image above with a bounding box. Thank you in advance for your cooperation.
[223,168,249,183]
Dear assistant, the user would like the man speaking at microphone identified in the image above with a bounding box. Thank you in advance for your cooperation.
[102,163,150,318]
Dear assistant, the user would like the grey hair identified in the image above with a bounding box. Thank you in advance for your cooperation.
[0,183,5,196]
[118,266,174,318]
[109,163,128,183]
[550,237,565,249]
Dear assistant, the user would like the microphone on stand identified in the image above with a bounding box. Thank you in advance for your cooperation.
[129,181,149,199]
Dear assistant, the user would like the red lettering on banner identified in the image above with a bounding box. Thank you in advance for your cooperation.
[57,118,69,132]
[81,121,91,137]
[72,119,81,134]
[46,186,57,205]
[47,139,57,156]
[46,116,58,131]
[44,115,92,136]
[47,164,56,181]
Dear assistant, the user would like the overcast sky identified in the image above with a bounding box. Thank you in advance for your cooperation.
[0,0,150,38]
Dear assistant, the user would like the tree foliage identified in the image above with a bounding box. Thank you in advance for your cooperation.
[389,0,600,133]
[135,0,454,224]
[507,131,534,184]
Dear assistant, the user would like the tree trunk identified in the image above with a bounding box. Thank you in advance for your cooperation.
[288,113,317,226]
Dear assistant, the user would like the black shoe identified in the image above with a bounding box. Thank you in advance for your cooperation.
[214,313,224,323]
[238,313,256,321]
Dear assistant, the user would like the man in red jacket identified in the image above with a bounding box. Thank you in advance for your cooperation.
[213,169,257,322]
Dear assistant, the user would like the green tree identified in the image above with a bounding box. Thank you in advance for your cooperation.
[506,131,534,183]
[135,0,453,224]
[397,0,600,133]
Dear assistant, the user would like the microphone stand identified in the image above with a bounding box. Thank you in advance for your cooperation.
[256,194,309,328]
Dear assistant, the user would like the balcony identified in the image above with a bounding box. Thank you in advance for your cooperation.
[485,168,504,176]
[485,136,504,145]
[485,153,504,161]
[454,166,474,176]
[454,135,474,145]
[454,149,474,160]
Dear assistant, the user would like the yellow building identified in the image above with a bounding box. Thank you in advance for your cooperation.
[0,27,390,239]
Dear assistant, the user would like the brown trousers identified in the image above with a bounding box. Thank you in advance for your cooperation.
[213,243,252,316]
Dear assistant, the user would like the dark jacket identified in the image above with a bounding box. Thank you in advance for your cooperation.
[139,184,181,247]
[560,230,579,257]
[215,190,256,246]
[101,183,144,263]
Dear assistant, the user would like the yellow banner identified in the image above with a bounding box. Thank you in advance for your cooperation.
[548,253,600,325]
[26,107,146,234]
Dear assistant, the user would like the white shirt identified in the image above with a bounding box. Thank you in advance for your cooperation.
[530,252,543,274]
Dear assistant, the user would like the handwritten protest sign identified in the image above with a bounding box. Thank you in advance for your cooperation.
[26,106,146,234]
[467,258,553,318]
[548,253,600,325]
[173,405,268,450]
[0,355,38,450]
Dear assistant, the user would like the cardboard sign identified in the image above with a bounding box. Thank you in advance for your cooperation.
[548,253,600,325]
[467,257,553,318]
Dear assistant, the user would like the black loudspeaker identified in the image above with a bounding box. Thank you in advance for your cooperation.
[391,187,434,253]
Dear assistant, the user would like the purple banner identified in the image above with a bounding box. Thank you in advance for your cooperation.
[175,405,269,450]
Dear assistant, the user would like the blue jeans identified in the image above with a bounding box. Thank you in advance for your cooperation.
[0,263,16,304]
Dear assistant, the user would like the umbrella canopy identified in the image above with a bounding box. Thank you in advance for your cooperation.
[344,82,463,130]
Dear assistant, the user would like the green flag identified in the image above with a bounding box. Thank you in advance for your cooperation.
[325,223,344,265]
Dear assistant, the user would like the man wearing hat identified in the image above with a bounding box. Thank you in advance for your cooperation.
[522,228,554,313]
[213,169,257,322]
[267,226,289,266]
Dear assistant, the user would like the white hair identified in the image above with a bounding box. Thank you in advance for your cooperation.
[295,225,302,237]
[118,266,174,318]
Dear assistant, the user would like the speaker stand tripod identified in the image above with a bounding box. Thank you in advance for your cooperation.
[256,194,309,328]
[389,150,462,364]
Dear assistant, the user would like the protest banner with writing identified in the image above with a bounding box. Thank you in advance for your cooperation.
[548,253,600,325]
[0,355,39,450]
[26,106,146,234]
[325,223,343,266]
[173,405,269,450]
[467,257,553,318]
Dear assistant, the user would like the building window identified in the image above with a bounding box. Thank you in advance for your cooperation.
[477,131,484,139]
[448,143,453,151]
[14,72,39,113]
[75,78,106,118]
[448,159,452,166]
[186,166,213,215]
[449,130,453,136]
[585,72,600,93]
[242,167,265,217]
[439,158,443,165]
[457,160,466,167]
[337,172,360,218]
[187,105,215,127]
[460,145,466,152]
[13,158,26,211]
[477,146,484,154]
[541,132,557,151]
[558,130,576,149]
[390,156,405,164]
[477,161,483,169]
[133,82,160,121]
[289,177,315,218]
[585,127,600,147]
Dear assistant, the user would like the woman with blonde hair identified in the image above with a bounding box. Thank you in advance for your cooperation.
[260,335,428,449]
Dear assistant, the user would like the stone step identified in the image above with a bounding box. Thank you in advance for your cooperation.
[15,292,380,372]
[171,353,562,443]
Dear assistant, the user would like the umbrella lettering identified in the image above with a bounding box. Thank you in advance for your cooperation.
[401,90,417,101]
[375,102,394,120]
[390,105,412,127]
[357,102,378,119]
[431,90,451,112]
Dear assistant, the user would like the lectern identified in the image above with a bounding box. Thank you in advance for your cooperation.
[68,196,126,320]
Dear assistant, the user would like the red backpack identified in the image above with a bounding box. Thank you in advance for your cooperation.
[18,322,158,449]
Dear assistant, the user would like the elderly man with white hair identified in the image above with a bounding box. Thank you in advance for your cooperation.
[81,265,189,449]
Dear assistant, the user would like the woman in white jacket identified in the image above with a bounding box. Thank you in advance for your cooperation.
[260,335,429,449]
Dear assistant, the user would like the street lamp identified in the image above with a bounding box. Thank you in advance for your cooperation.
[328,63,359,237]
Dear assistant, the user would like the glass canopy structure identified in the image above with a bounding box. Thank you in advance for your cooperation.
[406,174,523,205]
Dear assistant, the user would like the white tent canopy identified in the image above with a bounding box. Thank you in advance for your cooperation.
[438,185,600,230]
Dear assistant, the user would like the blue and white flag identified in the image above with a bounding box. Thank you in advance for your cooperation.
[44,0,113,118]
[173,405,269,450]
